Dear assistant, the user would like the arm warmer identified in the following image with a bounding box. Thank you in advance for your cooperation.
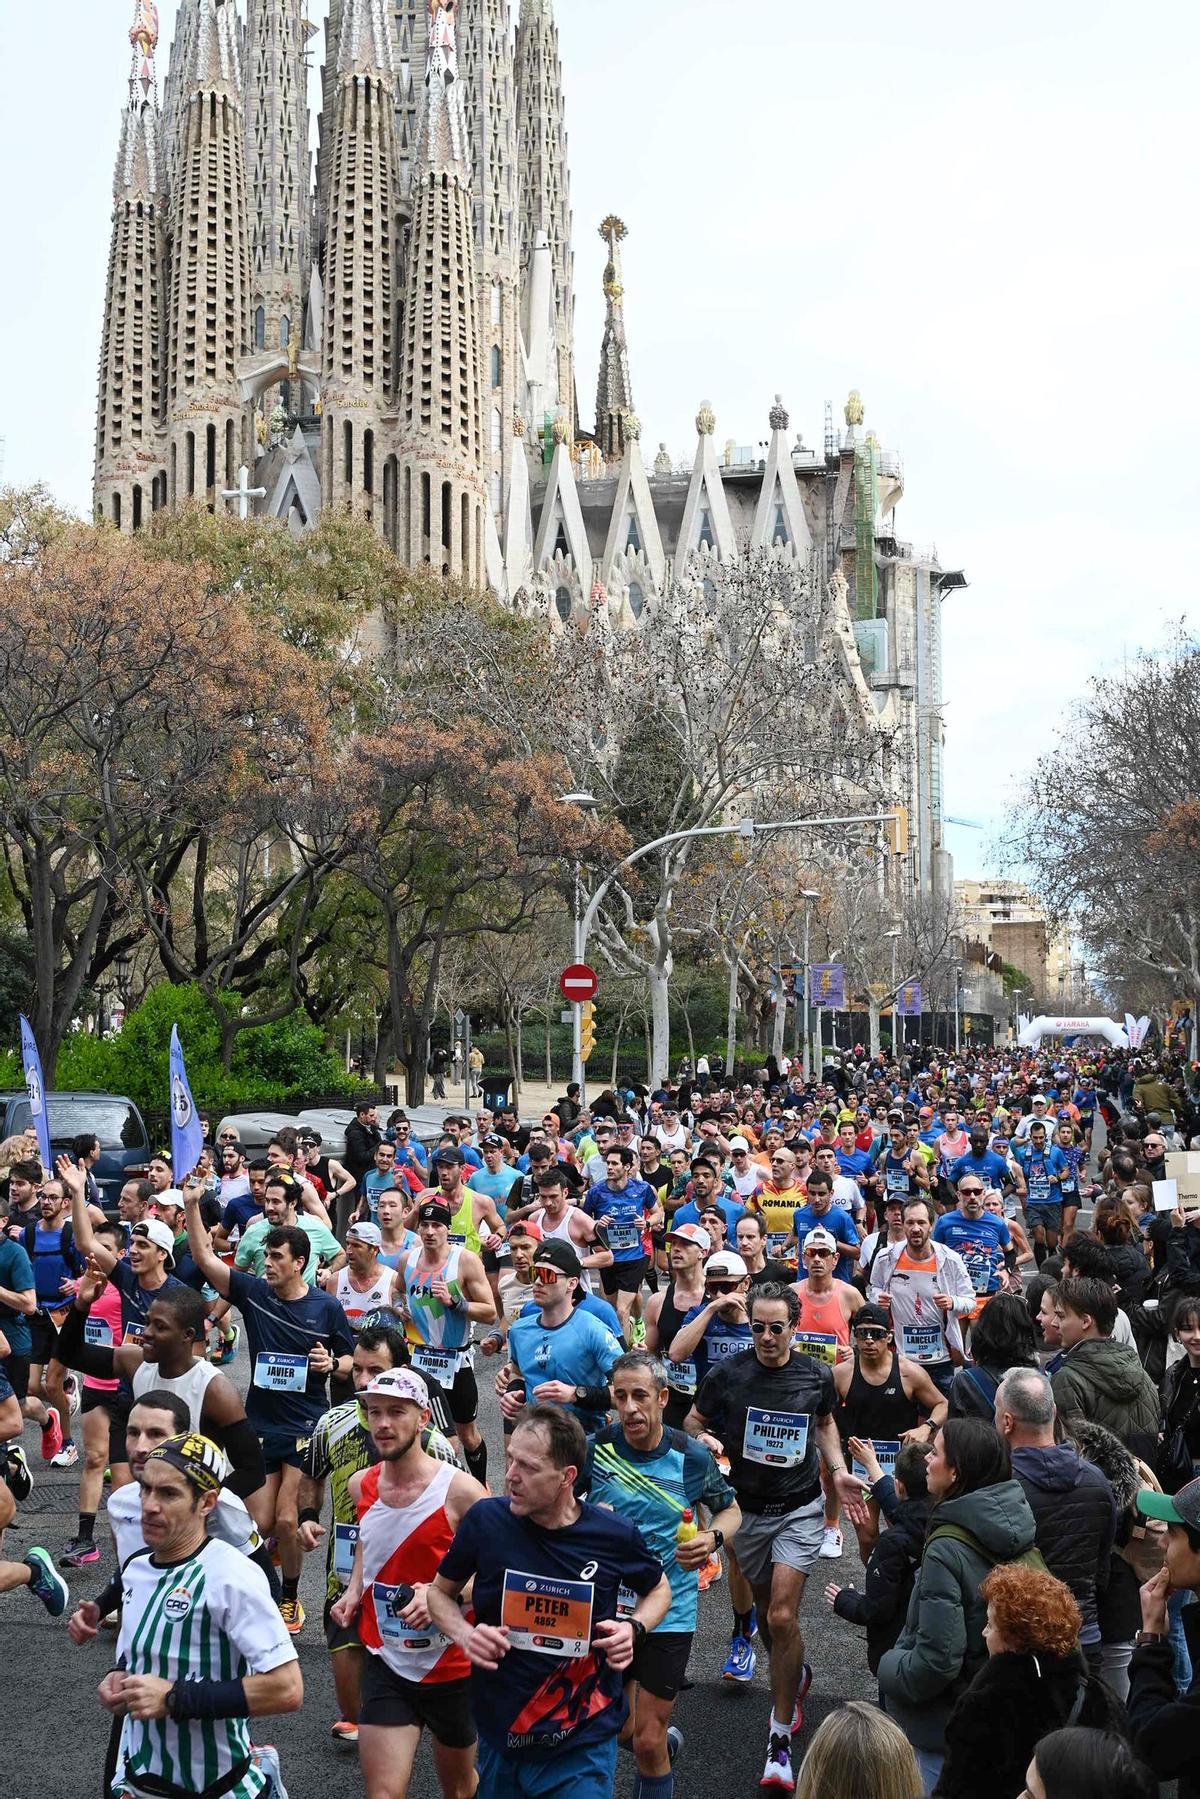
[167,1678,250,1722]
[57,1303,118,1381]
[207,1415,266,1498]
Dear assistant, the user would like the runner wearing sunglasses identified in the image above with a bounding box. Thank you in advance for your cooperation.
[932,1172,1014,1320]
[497,1239,623,1434]
[831,1302,945,1560]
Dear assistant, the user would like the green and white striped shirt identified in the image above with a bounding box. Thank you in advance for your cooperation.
[117,1538,296,1799]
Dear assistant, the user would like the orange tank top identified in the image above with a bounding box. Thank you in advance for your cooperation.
[796,1281,850,1346]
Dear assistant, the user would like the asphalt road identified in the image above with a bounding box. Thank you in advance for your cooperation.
[0,1349,875,1798]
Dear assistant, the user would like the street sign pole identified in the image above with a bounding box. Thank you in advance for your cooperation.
[463,1013,471,1110]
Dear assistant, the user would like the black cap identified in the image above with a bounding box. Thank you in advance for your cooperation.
[532,1238,582,1277]
[854,1303,892,1333]
[417,1200,453,1226]
[431,1147,464,1167]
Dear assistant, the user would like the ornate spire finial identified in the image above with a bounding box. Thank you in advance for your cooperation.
[513,411,527,438]
[769,393,789,432]
[599,214,627,303]
[696,401,716,437]
[845,389,864,428]
[551,410,567,445]
[128,0,159,100]
[654,443,671,475]
[624,411,641,442]
[413,0,471,178]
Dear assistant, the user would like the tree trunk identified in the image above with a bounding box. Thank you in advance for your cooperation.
[544,1008,552,1086]
[682,1000,696,1068]
[514,1006,524,1106]
[609,1020,622,1087]
[725,951,739,1075]
[502,1003,518,1104]
[868,998,881,1059]
[771,986,788,1062]
[643,1008,652,1084]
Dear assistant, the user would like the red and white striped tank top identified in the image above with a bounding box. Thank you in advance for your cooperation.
[357,1459,469,1684]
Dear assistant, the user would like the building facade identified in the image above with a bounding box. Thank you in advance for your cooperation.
[94,0,965,896]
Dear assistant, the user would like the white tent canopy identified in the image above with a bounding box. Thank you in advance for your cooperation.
[1016,1014,1130,1049]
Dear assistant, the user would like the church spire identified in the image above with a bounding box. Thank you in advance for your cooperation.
[515,0,575,436]
[594,215,635,465]
[94,1,168,530]
[244,0,311,390]
[320,0,401,524]
[395,0,487,582]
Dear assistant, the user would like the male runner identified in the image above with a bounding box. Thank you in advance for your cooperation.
[932,1171,1014,1314]
[19,1171,82,1465]
[427,1404,672,1798]
[735,1213,794,1290]
[831,1302,944,1559]
[521,1168,611,1284]
[330,1369,486,1798]
[235,1172,344,1278]
[0,1332,68,1617]
[183,1179,355,1633]
[644,1224,710,1428]
[1013,1118,1068,1262]
[298,1324,460,1746]
[584,1146,660,1339]
[794,1227,865,1563]
[398,1198,496,1487]
[99,1432,302,1799]
[585,1352,741,1799]
[868,1196,974,1397]
[499,1239,623,1434]
[685,1282,862,1792]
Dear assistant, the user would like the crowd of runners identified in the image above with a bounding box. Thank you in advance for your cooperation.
[2,1039,1200,1797]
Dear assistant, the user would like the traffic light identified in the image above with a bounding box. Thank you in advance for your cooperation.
[580,1001,596,1063]
[887,805,909,857]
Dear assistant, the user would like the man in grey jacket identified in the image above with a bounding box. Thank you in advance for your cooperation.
[995,1366,1116,1669]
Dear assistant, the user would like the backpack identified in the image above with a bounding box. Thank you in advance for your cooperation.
[927,1519,1048,1578]
[23,1218,74,1262]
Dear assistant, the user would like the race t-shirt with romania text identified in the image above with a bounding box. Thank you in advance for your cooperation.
[436,1495,662,1759]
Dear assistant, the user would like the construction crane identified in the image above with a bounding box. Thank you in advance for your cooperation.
[944,816,983,829]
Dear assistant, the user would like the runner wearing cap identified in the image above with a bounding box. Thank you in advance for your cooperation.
[61,1158,184,1350]
[467,1136,522,1209]
[297,1324,460,1747]
[729,1137,765,1201]
[644,1223,710,1428]
[328,1367,486,1796]
[398,1199,496,1488]
[498,1238,624,1435]
[583,1146,661,1342]
[795,1227,866,1563]
[182,1178,355,1634]
[831,1302,944,1559]
[296,1127,358,1213]
[583,1352,741,1799]
[99,1431,302,1799]
[418,1149,507,1263]
[1013,1092,1056,1142]
[427,1403,672,1799]
[684,1281,862,1791]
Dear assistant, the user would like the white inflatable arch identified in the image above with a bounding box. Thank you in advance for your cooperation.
[1016,1015,1129,1049]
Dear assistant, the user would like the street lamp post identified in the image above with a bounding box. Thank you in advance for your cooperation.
[800,889,819,1080]
[885,928,901,1053]
[953,964,962,1054]
[558,793,601,1096]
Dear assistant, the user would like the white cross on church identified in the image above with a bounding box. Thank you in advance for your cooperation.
[220,463,267,520]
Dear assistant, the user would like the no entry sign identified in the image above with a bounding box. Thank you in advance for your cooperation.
[560,963,599,1002]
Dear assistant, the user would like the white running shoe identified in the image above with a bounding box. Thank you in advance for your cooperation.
[818,1524,843,1559]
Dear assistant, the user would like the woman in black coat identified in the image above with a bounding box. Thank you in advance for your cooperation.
[935,1562,1127,1799]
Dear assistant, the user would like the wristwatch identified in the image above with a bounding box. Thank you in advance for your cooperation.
[1135,1629,1168,1646]
[711,1527,725,1552]
[574,1386,589,1407]
[629,1618,647,1646]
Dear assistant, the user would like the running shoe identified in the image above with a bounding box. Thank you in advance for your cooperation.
[210,1325,240,1367]
[62,1373,82,1419]
[760,1733,795,1792]
[721,1633,756,1682]
[629,1316,646,1346]
[697,1552,722,1591]
[40,1412,63,1462]
[818,1524,843,1559]
[50,1441,80,1469]
[24,1548,69,1618]
[59,1536,101,1568]
[791,1662,813,1735]
[5,1445,33,1502]
[330,1720,358,1746]
[279,1598,305,1635]
[667,1725,683,1766]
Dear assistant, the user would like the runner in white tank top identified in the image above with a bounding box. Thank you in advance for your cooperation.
[131,1356,218,1430]
[332,1261,397,1331]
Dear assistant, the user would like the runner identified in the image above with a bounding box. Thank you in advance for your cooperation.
[932,1171,1014,1318]
[183,1177,355,1633]
[499,1238,623,1434]
[583,1146,660,1340]
[398,1198,497,1487]
[328,1368,486,1798]
[426,1403,672,1798]
[665,1250,753,1397]
[375,1190,418,1270]
[418,1149,507,1261]
[523,1168,612,1286]
[684,1282,863,1791]
[584,1351,741,1799]
[60,1218,127,1566]
[795,1226,865,1563]
[867,1197,974,1397]
[785,1169,860,1280]
[99,1432,302,1799]
[235,1172,345,1279]
[0,1198,35,1491]
[735,1212,795,1290]
[298,1324,461,1747]
[1013,1119,1068,1263]
[326,1221,400,1397]
[832,1302,944,1558]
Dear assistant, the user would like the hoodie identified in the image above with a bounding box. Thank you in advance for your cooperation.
[936,1650,1126,1799]
[877,1478,1038,1752]
[1010,1443,1116,1643]
[1050,1337,1161,1455]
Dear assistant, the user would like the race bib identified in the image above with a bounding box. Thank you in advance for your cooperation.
[501,1569,594,1658]
[124,1321,144,1343]
[851,1438,901,1484]
[666,1358,697,1396]
[899,1323,944,1365]
[85,1316,114,1347]
[793,1331,838,1365]
[964,1253,994,1296]
[706,1332,749,1360]
[743,1406,810,1467]
[333,1522,359,1581]
[447,1233,468,1246]
[411,1344,458,1385]
[766,1231,792,1261]
[886,1167,910,1193]
[1027,1162,1051,1203]
[606,1218,643,1253]
[253,1351,309,1392]
[615,1583,637,1618]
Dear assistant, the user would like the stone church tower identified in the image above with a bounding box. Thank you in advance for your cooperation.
[515,0,574,438]
[244,0,311,394]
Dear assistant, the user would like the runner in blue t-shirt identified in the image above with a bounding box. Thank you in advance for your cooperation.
[932,1174,1013,1303]
[583,1147,659,1339]
[182,1177,355,1635]
[429,1404,671,1797]
[1012,1123,1068,1260]
[500,1238,624,1434]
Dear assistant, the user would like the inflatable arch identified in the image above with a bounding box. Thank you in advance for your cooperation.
[1016,1015,1129,1049]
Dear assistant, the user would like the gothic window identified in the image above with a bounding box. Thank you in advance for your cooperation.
[344,420,353,484]
[132,485,142,530]
[491,408,502,454]
[491,283,502,325]
[490,345,501,388]
[625,513,642,554]
[279,314,290,349]
[254,306,265,349]
[553,518,570,560]
[697,507,714,550]
[112,492,121,528]
[363,429,374,495]
[554,586,572,622]
[628,580,645,619]
[773,503,789,547]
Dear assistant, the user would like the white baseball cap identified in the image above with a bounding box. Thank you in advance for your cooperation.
[728,1136,751,1153]
[704,1251,748,1280]
[362,1369,430,1408]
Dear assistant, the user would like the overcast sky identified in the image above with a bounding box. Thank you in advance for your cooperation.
[3,0,1196,880]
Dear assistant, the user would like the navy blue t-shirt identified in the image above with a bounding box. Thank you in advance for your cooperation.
[220,1191,263,1237]
[227,1266,355,1436]
[107,1259,186,1345]
[437,1495,663,1758]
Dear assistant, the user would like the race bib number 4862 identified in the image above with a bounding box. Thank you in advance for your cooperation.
[501,1569,594,1658]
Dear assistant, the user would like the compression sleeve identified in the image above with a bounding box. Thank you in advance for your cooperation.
[57,1302,118,1381]
[207,1415,266,1498]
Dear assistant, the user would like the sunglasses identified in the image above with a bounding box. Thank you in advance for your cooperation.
[750,1320,788,1336]
[854,1326,889,1341]
[705,1279,740,1294]
[959,1187,984,1197]
[532,1266,564,1284]
[805,1247,833,1257]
